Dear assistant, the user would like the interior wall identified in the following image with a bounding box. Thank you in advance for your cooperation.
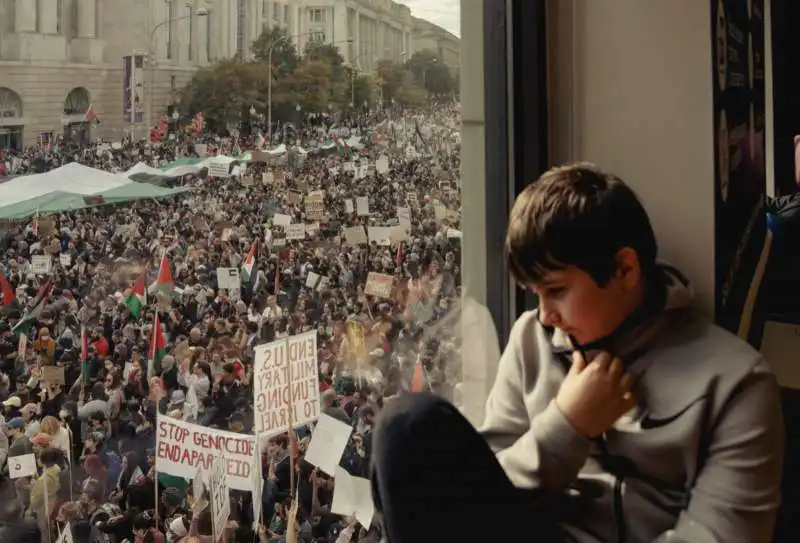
[547,0,716,312]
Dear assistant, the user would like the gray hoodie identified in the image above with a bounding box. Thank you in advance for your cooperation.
[480,267,783,543]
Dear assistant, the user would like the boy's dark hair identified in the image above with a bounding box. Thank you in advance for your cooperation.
[505,163,658,286]
[38,447,61,467]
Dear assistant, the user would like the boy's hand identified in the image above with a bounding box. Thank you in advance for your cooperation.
[556,351,635,438]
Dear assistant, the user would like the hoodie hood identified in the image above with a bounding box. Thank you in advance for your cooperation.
[550,263,695,363]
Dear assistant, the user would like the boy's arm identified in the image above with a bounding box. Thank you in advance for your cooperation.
[479,313,590,491]
[656,363,783,543]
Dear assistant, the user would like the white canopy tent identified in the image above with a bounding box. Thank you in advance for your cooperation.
[0,163,129,208]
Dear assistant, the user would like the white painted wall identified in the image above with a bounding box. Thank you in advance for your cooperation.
[547,0,717,313]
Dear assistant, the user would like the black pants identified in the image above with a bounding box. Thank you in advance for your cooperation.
[370,393,561,543]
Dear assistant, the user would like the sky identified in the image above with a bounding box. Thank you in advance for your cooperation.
[398,0,460,37]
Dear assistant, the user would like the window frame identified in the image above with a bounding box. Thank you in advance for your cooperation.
[480,0,549,342]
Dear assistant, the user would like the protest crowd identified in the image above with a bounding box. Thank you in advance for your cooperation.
[0,104,462,543]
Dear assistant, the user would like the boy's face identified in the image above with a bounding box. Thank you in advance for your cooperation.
[530,251,642,345]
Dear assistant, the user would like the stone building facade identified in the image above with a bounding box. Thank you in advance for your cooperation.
[0,0,447,148]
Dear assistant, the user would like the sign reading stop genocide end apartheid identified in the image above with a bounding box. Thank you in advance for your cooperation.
[254,330,320,438]
[155,416,256,491]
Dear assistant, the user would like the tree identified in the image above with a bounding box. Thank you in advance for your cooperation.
[376,60,409,104]
[294,60,333,113]
[180,59,269,129]
[406,50,456,97]
[303,41,345,68]
[352,74,377,108]
[252,25,299,76]
[304,41,351,106]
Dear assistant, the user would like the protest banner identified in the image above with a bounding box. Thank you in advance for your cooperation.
[155,415,256,491]
[253,330,320,438]
[209,454,231,543]
[364,272,394,299]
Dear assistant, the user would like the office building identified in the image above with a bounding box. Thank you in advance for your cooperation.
[292,0,412,70]
[410,15,460,73]
[0,0,290,148]
[0,0,443,148]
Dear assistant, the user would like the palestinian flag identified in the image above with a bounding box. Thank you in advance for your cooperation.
[410,358,427,393]
[149,312,166,378]
[241,240,258,282]
[125,268,147,320]
[83,104,100,125]
[0,271,18,311]
[80,325,89,385]
[155,253,176,297]
[332,135,350,153]
[12,277,54,335]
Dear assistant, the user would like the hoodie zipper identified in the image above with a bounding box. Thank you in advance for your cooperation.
[613,475,627,543]
[560,348,629,543]
[597,435,627,543]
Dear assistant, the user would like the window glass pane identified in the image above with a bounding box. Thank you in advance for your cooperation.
[0,0,487,536]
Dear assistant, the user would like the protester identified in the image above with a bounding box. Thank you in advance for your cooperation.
[0,104,462,542]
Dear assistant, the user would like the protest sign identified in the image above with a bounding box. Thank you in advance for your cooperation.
[447,229,463,239]
[56,524,74,543]
[367,226,392,246]
[217,267,240,290]
[305,413,353,476]
[273,213,292,226]
[285,223,306,240]
[376,155,389,175]
[331,466,374,528]
[305,192,325,221]
[207,160,230,178]
[364,272,394,299]
[306,222,320,237]
[59,253,72,267]
[41,366,65,385]
[9,453,37,479]
[344,199,354,214]
[343,226,367,246]
[155,416,256,491]
[253,330,320,438]
[31,255,52,274]
[251,439,263,527]
[209,454,231,543]
[306,271,320,289]
[356,196,370,216]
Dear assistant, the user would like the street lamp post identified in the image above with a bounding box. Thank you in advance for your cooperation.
[147,8,208,137]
